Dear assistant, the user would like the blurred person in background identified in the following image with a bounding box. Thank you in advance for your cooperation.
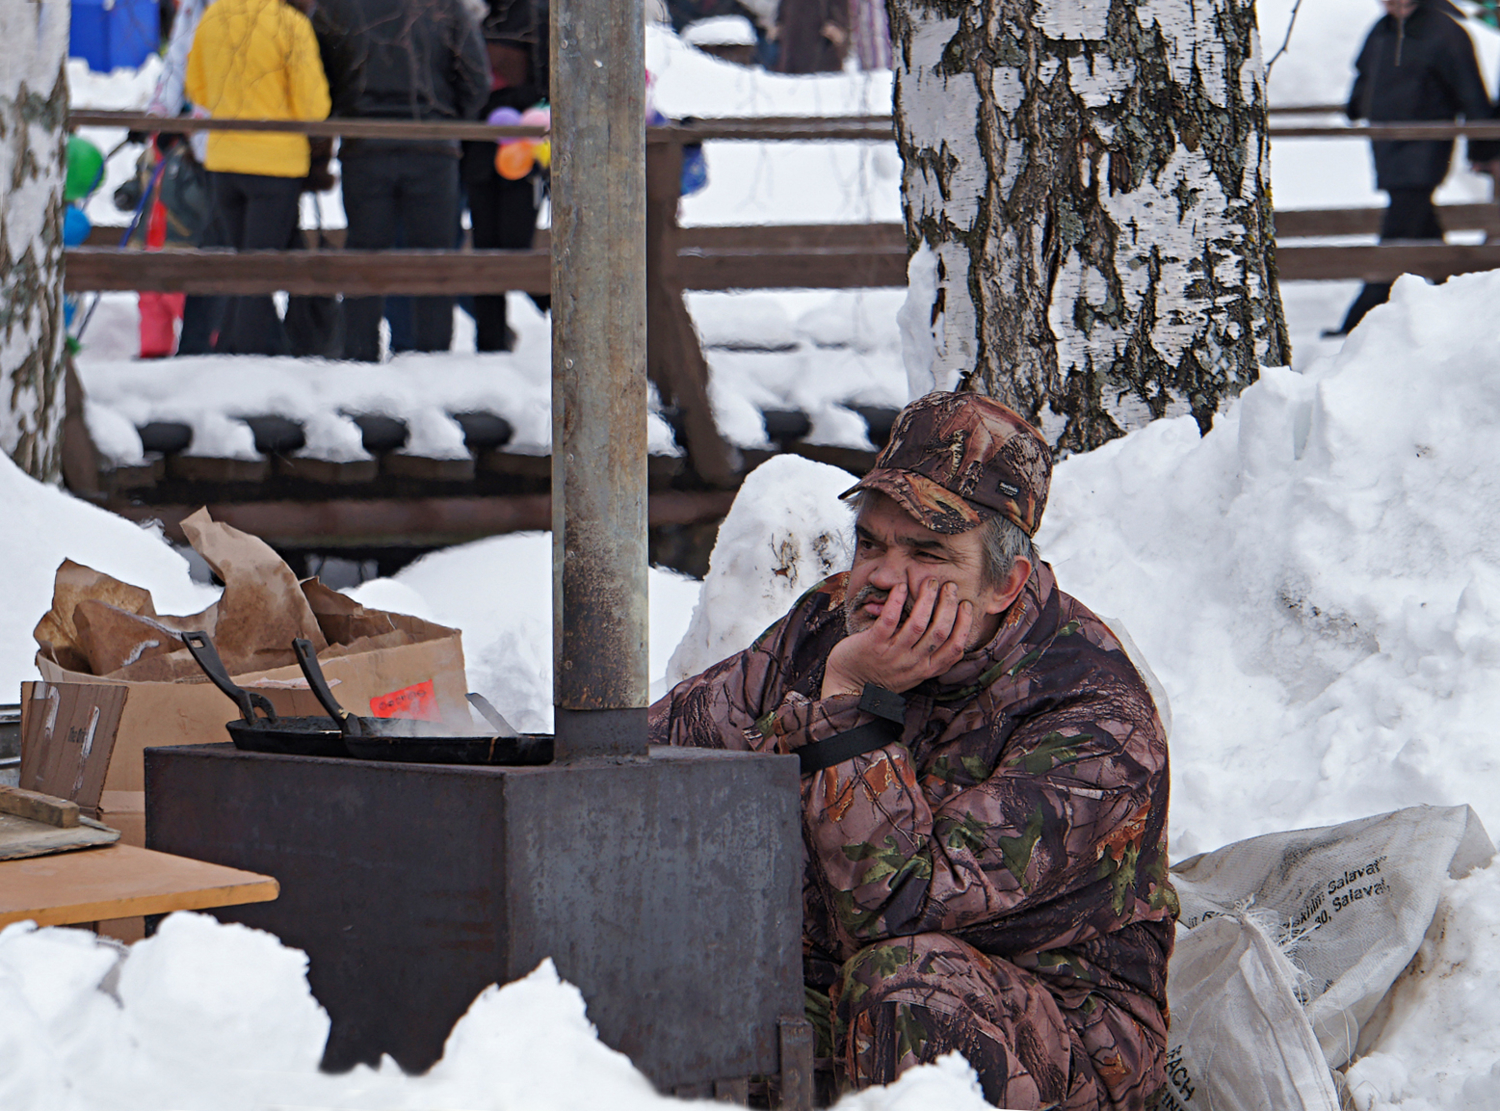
[460,0,549,353]
[775,0,846,74]
[316,0,489,361]
[847,0,888,70]
[1330,0,1492,337]
[147,0,224,354]
[185,0,331,355]
[666,0,778,68]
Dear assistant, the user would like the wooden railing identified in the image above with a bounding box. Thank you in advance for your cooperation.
[64,106,1500,498]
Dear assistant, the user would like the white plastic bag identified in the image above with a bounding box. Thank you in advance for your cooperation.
[1155,912,1340,1111]
[1155,805,1494,1109]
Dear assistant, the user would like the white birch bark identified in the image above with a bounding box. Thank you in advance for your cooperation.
[0,0,69,481]
[890,0,1289,453]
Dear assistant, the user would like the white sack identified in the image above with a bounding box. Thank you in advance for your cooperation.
[1171,805,1494,1068]
[1155,912,1340,1111]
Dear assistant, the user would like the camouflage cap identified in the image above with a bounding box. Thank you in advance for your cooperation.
[840,392,1052,536]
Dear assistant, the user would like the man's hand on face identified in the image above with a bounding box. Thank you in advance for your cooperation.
[821,578,974,700]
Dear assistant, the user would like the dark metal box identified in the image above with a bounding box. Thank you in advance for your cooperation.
[144,743,803,1087]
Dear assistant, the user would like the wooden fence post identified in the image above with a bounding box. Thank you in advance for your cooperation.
[645,138,738,488]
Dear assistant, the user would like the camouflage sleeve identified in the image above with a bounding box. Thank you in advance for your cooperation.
[796,686,1170,954]
[648,608,807,753]
[648,578,857,753]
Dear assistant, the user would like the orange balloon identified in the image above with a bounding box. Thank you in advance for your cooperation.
[496,141,536,180]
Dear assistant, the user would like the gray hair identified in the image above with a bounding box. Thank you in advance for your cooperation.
[846,490,1036,588]
[976,514,1036,590]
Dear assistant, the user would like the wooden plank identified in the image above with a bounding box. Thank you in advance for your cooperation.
[1275,203,1500,239]
[0,784,80,827]
[64,248,553,296]
[73,106,1500,144]
[274,456,379,484]
[80,219,1500,297]
[677,246,907,290]
[646,141,738,487]
[1270,121,1500,140]
[383,454,477,482]
[68,109,548,142]
[69,108,897,144]
[103,491,739,547]
[84,208,1498,257]
[1276,242,1500,282]
[166,455,271,483]
[682,223,906,251]
[0,813,118,862]
[0,843,278,928]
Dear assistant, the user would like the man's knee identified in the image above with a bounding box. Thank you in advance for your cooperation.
[834,934,1084,1108]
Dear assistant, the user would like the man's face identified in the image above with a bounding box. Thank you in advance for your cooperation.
[1383,0,1417,18]
[843,492,1026,651]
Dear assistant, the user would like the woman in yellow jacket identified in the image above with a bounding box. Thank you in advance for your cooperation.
[186,0,330,355]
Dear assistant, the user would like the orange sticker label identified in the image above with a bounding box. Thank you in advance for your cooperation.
[369,680,440,721]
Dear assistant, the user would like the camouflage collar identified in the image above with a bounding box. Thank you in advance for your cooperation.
[926,562,1056,703]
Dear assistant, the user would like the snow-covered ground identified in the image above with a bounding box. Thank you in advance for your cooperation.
[10,3,1500,1109]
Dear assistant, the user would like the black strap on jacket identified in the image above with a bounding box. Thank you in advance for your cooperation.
[796,684,908,775]
[796,721,900,775]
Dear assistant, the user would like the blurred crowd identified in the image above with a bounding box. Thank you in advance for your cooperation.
[103,0,1500,360]
[112,0,889,363]
[125,0,550,361]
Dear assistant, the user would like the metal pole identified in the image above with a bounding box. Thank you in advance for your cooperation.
[550,0,650,759]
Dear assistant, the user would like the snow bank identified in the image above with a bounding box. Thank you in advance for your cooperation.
[0,454,216,696]
[666,454,856,685]
[0,912,993,1111]
[1037,270,1500,859]
[349,532,703,731]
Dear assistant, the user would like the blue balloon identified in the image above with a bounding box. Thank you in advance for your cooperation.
[63,204,92,247]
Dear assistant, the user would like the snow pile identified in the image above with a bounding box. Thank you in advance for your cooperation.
[666,455,856,684]
[0,912,993,1111]
[349,532,703,731]
[0,455,215,692]
[1340,865,1500,1111]
[1037,270,1500,857]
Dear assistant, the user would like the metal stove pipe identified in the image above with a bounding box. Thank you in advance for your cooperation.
[550,0,650,759]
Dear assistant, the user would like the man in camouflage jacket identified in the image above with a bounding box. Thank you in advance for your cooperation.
[649,392,1176,1109]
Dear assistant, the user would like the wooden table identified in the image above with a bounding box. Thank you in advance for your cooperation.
[0,844,278,928]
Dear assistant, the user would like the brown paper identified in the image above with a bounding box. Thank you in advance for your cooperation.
[33,560,158,673]
[180,508,328,674]
[27,508,469,811]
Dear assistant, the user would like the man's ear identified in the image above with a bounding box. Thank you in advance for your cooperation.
[982,557,1032,616]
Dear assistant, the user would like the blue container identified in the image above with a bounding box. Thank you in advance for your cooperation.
[70,0,159,73]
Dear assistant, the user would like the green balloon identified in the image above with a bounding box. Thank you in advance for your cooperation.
[64,135,104,202]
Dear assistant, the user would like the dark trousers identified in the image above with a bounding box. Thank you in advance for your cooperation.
[1337,187,1443,335]
[341,151,461,361]
[177,206,228,355]
[468,173,548,351]
[208,171,302,356]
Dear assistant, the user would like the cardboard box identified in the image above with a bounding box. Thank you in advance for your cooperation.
[21,506,472,942]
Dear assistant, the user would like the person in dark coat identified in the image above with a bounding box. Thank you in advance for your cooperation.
[1331,0,1492,336]
[460,0,550,352]
[317,0,490,360]
[652,392,1175,1110]
[775,0,846,74]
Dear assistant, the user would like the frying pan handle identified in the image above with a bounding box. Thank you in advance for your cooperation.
[466,692,520,738]
[181,631,277,724]
[292,638,363,737]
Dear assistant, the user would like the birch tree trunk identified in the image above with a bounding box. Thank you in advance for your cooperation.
[0,0,69,481]
[889,0,1289,453]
